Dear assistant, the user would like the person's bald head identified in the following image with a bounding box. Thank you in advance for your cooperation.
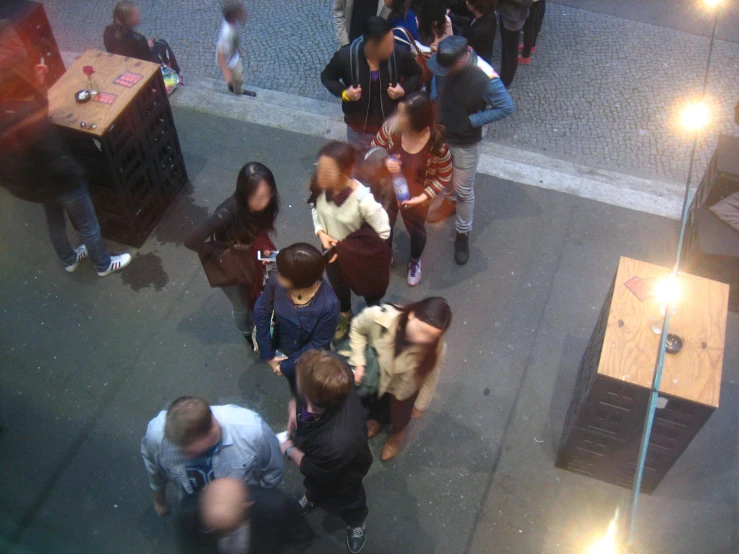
[200,478,250,532]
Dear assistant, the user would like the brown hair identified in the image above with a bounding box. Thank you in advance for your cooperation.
[296,350,353,409]
[165,396,213,446]
[112,1,138,40]
[400,91,445,154]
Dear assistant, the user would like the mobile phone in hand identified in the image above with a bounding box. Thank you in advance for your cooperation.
[257,250,279,262]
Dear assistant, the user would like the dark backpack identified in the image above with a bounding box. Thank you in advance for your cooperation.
[349,37,398,87]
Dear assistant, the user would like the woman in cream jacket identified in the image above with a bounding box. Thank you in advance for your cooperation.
[349,297,452,460]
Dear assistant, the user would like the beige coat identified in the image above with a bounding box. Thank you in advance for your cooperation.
[349,305,446,411]
[333,0,391,47]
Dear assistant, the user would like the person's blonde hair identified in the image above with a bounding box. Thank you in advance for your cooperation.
[164,396,213,446]
[112,1,138,40]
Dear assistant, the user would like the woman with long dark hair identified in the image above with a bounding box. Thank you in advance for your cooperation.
[185,162,279,346]
[103,1,181,79]
[309,141,391,342]
[369,91,452,286]
[349,297,452,461]
[416,0,453,51]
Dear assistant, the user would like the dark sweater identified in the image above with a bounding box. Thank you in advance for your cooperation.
[321,42,422,134]
[254,275,340,382]
[0,97,86,202]
[295,388,373,497]
[464,12,497,65]
[103,25,158,63]
[437,62,490,145]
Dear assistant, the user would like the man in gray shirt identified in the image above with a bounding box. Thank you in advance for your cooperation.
[140,397,283,519]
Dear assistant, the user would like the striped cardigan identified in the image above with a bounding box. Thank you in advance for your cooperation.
[370,118,453,199]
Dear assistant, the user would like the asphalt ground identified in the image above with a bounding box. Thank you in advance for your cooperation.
[0,108,737,554]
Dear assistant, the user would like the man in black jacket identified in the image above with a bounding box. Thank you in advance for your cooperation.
[321,16,422,151]
[0,22,131,277]
[280,350,373,554]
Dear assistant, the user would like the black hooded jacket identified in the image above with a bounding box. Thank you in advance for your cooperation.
[294,387,373,496]
[321,41,422,135]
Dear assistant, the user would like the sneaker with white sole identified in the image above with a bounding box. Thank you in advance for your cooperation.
[407,259,422,286]
[347,523,367,553]
[64,245,89,273]
[97,253,132,277]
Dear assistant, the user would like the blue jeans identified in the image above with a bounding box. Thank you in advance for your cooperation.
[444,143,481,234]
[346,126,376,153]
[43,186,111,271]
[220,285,254,336]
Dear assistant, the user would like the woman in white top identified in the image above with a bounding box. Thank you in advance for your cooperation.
[310,141,391,341]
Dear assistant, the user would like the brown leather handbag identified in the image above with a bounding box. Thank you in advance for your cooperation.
[199,210,257,287]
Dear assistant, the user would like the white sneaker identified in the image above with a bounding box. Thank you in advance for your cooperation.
[64,245,89,273]
[407,259,422,287]
[97,253,132,277]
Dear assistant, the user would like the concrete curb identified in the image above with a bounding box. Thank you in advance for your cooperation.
[60,51,685,220]
[173,75,685,220]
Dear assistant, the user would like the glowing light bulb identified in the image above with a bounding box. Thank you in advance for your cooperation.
[679,101,710,132]
[653,273,680,306]
[587,518,619,554]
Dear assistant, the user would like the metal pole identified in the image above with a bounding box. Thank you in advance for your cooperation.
[625,7,720,547]
[674,8,719,271]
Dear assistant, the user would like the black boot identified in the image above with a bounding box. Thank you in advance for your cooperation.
[454,232,470,265]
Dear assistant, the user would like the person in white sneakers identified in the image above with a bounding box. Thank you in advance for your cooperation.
[0,23,131,277]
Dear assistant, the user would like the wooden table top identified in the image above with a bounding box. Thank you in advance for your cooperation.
[599,256,729,407]
[47,50,160,137]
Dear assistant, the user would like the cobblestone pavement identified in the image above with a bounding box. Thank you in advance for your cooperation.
[42,0,739,185]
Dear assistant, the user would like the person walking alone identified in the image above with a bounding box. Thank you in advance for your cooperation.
[369,91,452,286]
[184,163,279,347]
[321,16,422,152]
[497,0,531,87]
[426,37,514,265]
[216,2,255,97]
[349,297,452,461]
[0,24,131,277]
[518,0,542,65]
[309,141,391,341]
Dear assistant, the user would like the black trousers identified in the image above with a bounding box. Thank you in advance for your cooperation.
[365,391,418,433]
[325,260,383,313]
[306,483,368,528]
[498,17,522,88]
[387,200,429,261]
[522,2,542,58]
[152,38,181,74]
[537,0,546,34]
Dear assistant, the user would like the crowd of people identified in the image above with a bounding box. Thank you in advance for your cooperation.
[0,1,549,553]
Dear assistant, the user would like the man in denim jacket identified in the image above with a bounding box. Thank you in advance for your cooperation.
[140,397,283,520]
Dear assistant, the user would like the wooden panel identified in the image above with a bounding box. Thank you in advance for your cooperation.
[598,257,729,407]
[47,50,160,137]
